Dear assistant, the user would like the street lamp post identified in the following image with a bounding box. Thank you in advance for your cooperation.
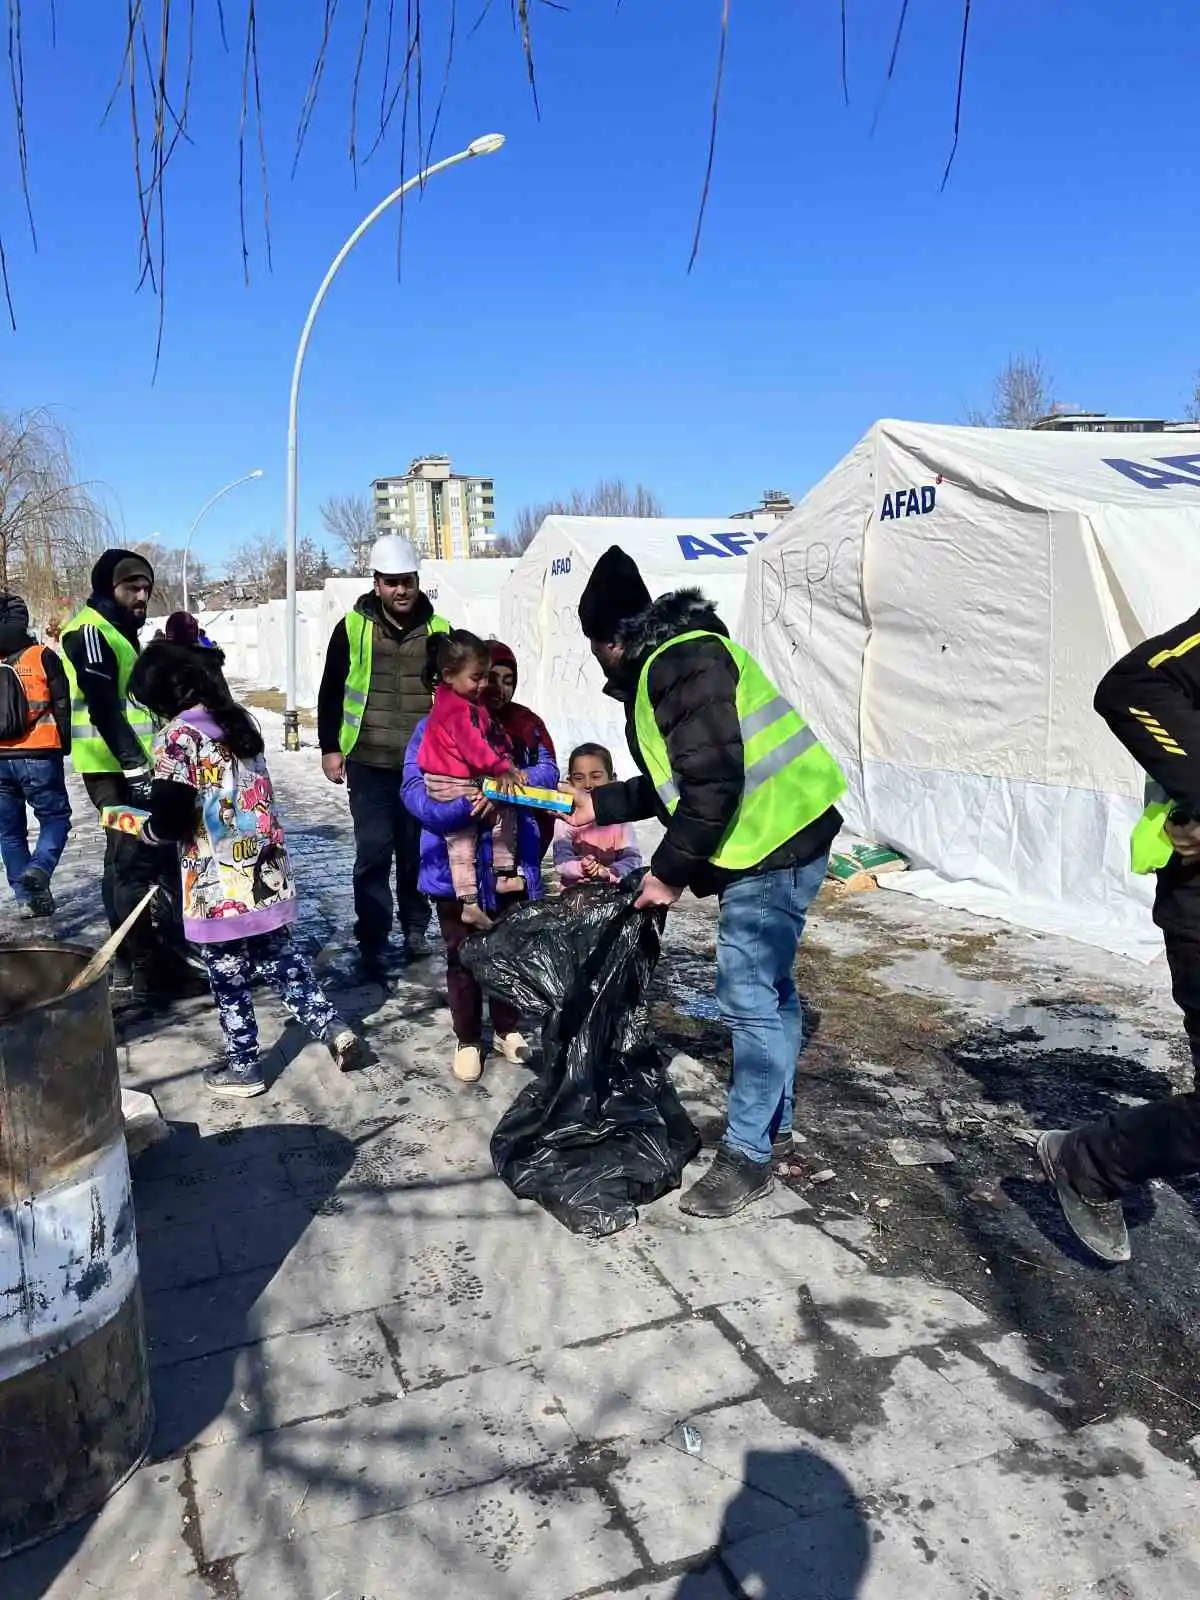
[282,132,506,751]
[181,469,265,614]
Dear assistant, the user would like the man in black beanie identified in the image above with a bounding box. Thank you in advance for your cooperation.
[61,550,198,1001]
[571,545,846,1218]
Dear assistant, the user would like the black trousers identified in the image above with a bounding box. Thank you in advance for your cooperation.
[1061,861,1200,1200]
[83,774,185,967]
[346,759,429,951]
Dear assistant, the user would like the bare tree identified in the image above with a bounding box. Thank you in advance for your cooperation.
[135,543,205,617]
[0,407,111,624]
[508,479,664,554]
[969,353,1057,429]
[229,534,286,603]
[320,494,375,573]
[229,533,331,601]
[1185,373,1200,423]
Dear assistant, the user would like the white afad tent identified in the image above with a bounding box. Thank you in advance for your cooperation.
[739,419,1200,959]
[501,515,776,772]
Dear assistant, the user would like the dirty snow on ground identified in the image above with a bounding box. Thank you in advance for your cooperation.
[3,717,1200,1600]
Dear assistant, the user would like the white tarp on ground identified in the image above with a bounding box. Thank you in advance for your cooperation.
[739,419,1200,959]
[500,515,776,774]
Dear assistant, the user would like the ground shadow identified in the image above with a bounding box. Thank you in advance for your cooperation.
[674,1448,869,1598]
[1,1121,356,1598]
[948,1014,1200,1235]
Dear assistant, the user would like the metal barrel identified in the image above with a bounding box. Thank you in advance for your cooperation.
[0,943,152,1558]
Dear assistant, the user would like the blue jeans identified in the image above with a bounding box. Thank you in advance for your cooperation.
[717,851,829,1164]
[0,757,71,904]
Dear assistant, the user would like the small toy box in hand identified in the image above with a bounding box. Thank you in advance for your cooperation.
[481,779,574,816]
[100,805,152,839]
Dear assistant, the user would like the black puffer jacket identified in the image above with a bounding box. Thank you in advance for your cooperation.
[592,589,841,897]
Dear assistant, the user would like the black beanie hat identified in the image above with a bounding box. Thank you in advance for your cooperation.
[577,546,652,642]
[90,548,155,600]
[0,593,30,634]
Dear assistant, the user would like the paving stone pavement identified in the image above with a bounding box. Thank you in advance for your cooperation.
[2,746,1198,1600]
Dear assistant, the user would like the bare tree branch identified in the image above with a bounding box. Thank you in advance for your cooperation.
[320,493,376,571]
[348,0,373,182]
[8,0,38,243]
[970,353,1057,429]
[839,0,849,105]
[507,477,663,553]
[940,0,973,191]
[687,0,729,274]
[294,0,341,177]
[0,406,113,616]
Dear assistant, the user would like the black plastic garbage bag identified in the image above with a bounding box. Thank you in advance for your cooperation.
[461,878,701,1236]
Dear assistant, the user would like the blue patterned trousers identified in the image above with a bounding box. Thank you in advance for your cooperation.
[200,928,338,1072]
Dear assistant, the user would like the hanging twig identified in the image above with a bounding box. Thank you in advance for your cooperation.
[294,0,341,176]
[348,0,373,183]
[148,0,170,375]
[469,0,496,34]
[423,0,456,170]
[687,0,730,273]
[414,0,425,185]
[8,0,37,242]
[839,0,848,105]
[0,231,15,332]
[214,0,228,52]
[241,0,272,277]
[939,0,972,191]
[869,0,910,137]
[368,0,420,162]
[514,0,540,118]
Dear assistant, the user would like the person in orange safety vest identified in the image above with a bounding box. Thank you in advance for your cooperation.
[0,592,72,918]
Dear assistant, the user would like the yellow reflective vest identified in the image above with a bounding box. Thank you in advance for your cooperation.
[1130,778,1176,875]
[60,606,154,775]
[632,630,846,872]
[339,609,450,757]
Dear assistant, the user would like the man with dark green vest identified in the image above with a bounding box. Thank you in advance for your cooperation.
[318,534,449,976]
[61,548,192,997]
[569,545,846,1219]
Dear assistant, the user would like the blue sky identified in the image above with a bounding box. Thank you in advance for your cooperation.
[2,1,1198,571]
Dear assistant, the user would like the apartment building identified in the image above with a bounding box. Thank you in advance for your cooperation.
[372,455,496,560]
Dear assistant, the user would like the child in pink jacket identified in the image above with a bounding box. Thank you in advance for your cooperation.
[418,630,520,929]
[553,743,643,890]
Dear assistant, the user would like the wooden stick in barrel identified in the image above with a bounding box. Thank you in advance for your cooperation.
[64,886,161,997]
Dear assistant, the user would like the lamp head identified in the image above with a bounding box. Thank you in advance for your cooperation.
[468,133,506,157]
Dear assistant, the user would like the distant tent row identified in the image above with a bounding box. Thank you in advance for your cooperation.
[206,420,1200,956]
[201,559,518,706]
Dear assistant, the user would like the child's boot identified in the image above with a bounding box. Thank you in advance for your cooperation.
[324,1018,366,1072]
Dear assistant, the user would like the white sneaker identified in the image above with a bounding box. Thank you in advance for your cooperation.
[495,1031,532,1065]
[452,1043,484,1083]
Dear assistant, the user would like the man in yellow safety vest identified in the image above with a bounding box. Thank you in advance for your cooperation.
[317,534,450,978]
[1040,607,1200,1263]
[61,548,197,1000]
[569,545,846,1219]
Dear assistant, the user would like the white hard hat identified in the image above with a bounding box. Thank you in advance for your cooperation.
[369,534,421,576]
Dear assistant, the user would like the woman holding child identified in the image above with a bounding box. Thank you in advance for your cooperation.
[401,635,558,1084]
